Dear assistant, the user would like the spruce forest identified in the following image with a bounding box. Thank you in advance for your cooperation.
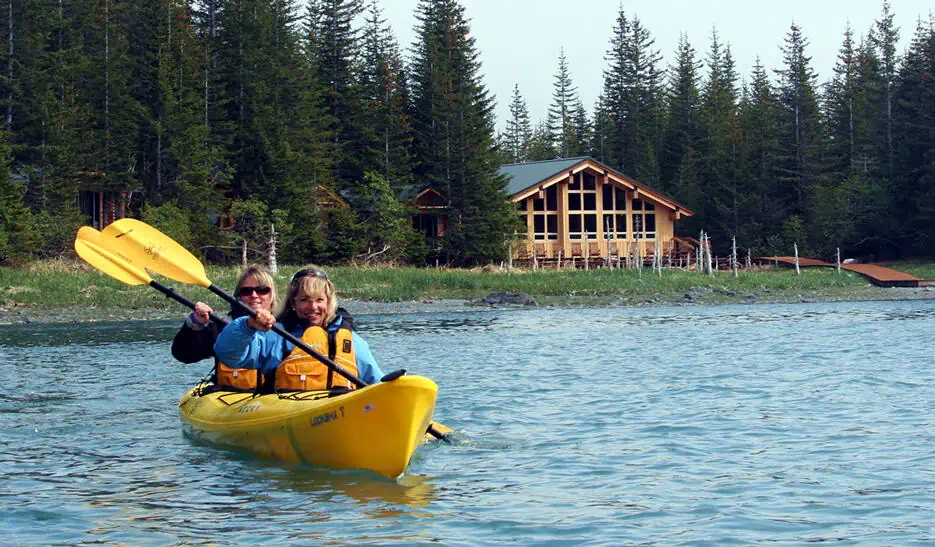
[0,0,933,267]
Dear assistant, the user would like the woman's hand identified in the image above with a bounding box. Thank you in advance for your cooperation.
[247,308,275,332]
[193,302,213,326]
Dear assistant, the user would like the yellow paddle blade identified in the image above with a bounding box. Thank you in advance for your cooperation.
[74,226,152,286]
[430,422,452,436]
[100,218,211,287]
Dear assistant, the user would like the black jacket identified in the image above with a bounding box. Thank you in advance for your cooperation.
[170,319,221,364]
[170,305,249,364]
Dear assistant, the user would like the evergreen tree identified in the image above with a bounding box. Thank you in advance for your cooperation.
[504,83,531,163]
[571,98,592,157]
[191,0,236,181]
[409,0,521,264]
[870,0,899,176]
[893,15,935,254]
[853,35,883,175]
[127,0,212,203]
[825,23,861,175]
[312,0,364,188]
[601,5,629,172]
[622,16,663,183]
[602,9,665,182]
[698,30,741,245]
[738,58,782,253]
[526,119,555,161]
[774,23,822,223]
[547,48,578,157]
[79,0,141,196]
[660,32,702,196]
[0,127,34,262]
[4,0,89,256]
[590,93,614,163]
[358,1,413,190]
[354,170,424,262]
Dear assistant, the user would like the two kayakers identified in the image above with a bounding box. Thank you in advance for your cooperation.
[171,265,280,390]
[214,266,384,391]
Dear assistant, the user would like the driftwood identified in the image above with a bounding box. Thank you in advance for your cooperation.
[356,244,391,265]
[794,242,800,275]
[731,235,738,278]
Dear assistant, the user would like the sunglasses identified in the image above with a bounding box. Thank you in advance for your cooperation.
[237,285,272,297]
[291,268,328,284]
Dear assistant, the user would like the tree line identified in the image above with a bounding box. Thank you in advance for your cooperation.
[0,0,933,267]
[0,0,516,266]
[501,2,935,260]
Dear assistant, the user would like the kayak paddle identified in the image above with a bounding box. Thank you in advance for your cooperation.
[96,219,451,442]
[75,226,228,326]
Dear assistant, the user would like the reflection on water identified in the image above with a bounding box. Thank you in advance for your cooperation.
[257,465,438,512]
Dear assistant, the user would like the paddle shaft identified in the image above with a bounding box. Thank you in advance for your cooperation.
[149,279,229,327]
[207,283,450,442]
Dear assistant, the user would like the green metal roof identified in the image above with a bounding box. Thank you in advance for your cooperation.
[498,156,693,214]
[498,157,589,196]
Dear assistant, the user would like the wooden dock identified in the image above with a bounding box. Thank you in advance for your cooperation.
[757,256,935,288]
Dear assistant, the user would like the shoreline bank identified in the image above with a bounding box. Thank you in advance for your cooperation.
[3,286,933,326]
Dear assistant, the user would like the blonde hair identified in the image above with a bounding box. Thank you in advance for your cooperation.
[234,265,280,311]
[277,265,337,326]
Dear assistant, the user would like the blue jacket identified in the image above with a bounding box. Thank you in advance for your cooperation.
[214,314,384,384]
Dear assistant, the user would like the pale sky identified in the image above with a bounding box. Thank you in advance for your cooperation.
[379,0,933,132]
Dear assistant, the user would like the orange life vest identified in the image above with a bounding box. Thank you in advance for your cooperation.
[275,325,358,391]
[215,362,264,391]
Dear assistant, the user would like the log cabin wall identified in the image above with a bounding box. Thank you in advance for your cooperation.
[77,190,127,229]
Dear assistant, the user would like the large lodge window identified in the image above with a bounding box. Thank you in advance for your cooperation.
[601,183,629,239]
[519,185,558,240]
[518,174,661,245]
[631,199,656,239]
[568,173,598,240]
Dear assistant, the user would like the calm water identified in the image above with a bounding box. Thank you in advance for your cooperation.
[2,300,934,545]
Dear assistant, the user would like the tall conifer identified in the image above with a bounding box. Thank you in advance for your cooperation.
[774,23,822,222]
[504,83,531,163]
[660,33,701,196]
[409,0,519,264]
[548,48,578,158]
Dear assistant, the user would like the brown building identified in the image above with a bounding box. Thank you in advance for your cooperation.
[501,156,694,262]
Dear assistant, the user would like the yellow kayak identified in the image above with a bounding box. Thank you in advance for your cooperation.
[178,375,440,478]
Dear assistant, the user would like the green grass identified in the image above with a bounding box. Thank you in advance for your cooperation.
[3,258,923,315]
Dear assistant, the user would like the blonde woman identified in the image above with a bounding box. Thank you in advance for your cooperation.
[215,266,383,392]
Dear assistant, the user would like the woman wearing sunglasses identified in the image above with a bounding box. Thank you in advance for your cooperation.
[171,265,280,390]
[214,265,383,392]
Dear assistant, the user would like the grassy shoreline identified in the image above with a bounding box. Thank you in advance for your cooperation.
[2,259,934,325]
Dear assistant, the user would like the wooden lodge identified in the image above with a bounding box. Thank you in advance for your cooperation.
[501,157,694,264]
